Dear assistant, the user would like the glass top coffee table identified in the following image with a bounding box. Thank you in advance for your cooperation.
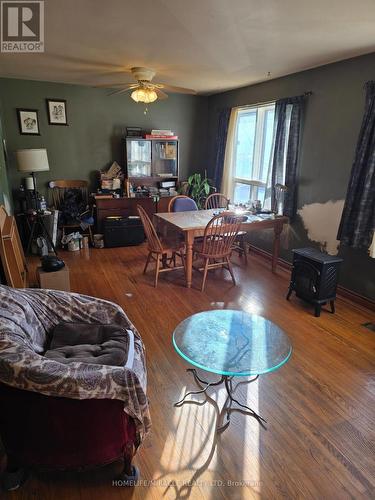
[173,310,292,432]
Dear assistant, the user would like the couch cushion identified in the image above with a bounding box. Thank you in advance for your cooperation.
[44,323,131,366]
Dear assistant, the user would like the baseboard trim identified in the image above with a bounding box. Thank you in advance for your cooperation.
[248,244,375,311]
[248,244,291,272]
[336,285,375,311]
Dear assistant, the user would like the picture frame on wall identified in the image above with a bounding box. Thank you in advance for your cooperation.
[46,98,68,125]
[17,109,40,135]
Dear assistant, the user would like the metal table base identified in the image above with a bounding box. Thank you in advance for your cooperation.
[174,368,267,433]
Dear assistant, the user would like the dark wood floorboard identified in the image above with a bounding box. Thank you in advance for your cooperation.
[4,244,375,500]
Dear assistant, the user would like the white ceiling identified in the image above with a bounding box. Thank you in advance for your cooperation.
[0,0,375,94]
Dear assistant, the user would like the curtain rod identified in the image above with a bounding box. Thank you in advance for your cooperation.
[233,91,313,110]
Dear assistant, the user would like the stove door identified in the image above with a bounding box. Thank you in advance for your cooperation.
[292,261,320,300]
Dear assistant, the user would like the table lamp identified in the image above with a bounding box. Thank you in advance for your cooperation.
[16,148,50,204]
[15,148,57,255]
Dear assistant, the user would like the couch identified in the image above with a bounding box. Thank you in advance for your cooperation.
[0,286,150,489]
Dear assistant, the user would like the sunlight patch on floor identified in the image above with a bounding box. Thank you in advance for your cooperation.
[244,377,260,479]
[145,377,262,499]
[157,385,219,473]
[241,299,263,315]
[210,301,225,308]
[141,384,226,499]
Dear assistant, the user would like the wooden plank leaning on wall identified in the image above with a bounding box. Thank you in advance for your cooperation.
[0,205,27,288]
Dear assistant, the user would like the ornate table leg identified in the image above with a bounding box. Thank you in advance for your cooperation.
[217,376,267,432]
[174,369,267,432]
[174,369,224,406]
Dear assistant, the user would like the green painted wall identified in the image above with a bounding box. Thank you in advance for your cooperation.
[0,77,208,200]
[208,52,375,300]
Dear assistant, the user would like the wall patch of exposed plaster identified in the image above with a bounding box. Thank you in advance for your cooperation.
[298,200,345,255]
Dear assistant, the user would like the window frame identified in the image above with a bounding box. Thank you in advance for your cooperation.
[232,103,275,203]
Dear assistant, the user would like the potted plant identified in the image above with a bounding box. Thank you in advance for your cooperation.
[181,171,215,209]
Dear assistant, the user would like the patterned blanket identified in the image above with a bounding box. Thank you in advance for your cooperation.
[0,285,151,445]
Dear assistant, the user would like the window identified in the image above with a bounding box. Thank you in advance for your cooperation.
[232,104,275,205]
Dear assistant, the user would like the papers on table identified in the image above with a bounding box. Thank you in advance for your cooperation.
[245,213,274,223]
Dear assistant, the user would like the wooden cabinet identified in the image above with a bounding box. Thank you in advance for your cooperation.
[95,197,155,232]
[95,196,174,232]
[157,196,172,213]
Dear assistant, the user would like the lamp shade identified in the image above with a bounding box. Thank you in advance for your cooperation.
[16,148,50,173]
[131,88,158,104]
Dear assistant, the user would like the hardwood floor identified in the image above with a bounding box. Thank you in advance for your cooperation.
[5,244,375,500]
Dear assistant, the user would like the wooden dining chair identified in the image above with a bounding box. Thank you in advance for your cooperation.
[205,192,248,263]
[204,193,229,210]
[168,195,198,212]
[193,212,242,291]
[137,205,185,287]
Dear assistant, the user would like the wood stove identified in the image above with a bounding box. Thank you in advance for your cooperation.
[287,248,343,317]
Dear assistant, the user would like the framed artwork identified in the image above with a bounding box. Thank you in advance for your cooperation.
[17,109,40,135]
[46,98,68,125]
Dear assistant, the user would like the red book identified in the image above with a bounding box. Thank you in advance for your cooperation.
[144,135,178,139]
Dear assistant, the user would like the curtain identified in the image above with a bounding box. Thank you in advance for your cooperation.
[337,81,375,251]
[221,108,239,199]
[265,96,304,217]
[213,107,231,190]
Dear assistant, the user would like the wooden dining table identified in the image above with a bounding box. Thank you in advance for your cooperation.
[154,209,288,288]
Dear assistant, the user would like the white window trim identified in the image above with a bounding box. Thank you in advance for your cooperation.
[232,103,275,203]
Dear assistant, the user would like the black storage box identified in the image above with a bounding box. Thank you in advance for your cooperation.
[104,216,145,247]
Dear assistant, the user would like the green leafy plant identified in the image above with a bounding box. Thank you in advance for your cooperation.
[184,171,214,209]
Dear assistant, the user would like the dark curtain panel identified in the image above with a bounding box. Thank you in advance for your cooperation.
[337,81,375,249]
[271,96,305,218]
[213,107,231,190]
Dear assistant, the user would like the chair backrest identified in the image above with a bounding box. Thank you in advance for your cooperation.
[137,205,163,253]
[200,212,242,258]
[168,195,198,213]
[48,180,89,209]
[205,193,229,210]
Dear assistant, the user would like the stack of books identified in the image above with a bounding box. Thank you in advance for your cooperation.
[145,129,178,139]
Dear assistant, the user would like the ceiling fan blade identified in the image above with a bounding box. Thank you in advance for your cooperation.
[44,54,127,72]
[95,82,137,89]
[155,89,168,100]
[154,83,197,95]
[108,87,133,96]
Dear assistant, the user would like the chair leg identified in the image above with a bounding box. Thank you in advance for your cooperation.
[240,235,248,263]
[154,255,161,287]
[201,258,210,292]
[143,252,152,274]
[180,251,186,272]
[226,256,236,285]
[88,225,93,246]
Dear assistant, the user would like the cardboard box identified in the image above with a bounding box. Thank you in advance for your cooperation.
[37,265,70,292]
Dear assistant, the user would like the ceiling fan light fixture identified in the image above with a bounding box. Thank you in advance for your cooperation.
[131,88,157,103]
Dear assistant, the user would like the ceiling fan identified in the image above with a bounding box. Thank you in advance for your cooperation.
[97,67,197,104]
